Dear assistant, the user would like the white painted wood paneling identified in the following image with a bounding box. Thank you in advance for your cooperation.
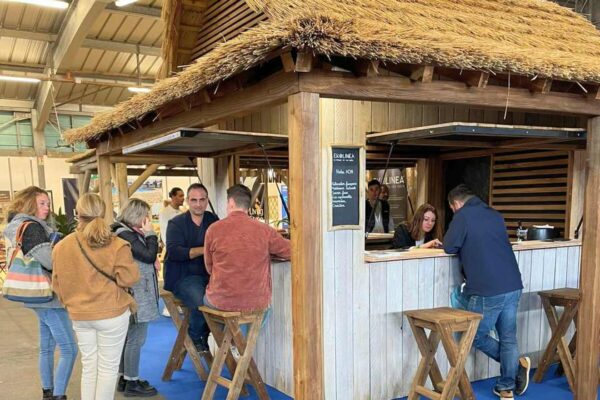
[259,245,581,400]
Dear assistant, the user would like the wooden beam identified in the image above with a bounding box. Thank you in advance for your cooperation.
[128,164,160,195]
[299,71,600,116]
[115,163,129,208]
[97,154,114,224]
[280,50,295,73]
[288,92,323,399]
[105,3,161,20]
[34,0,109,143]
[95,71,299,155]
[295,51,314,73]
[567,150,585,238]
[157,0,183,79]
[410,65,434,83]
[530,78,553,94]
[355,60,380,77]
[464,71,490,88]
[575,117,600,399]
[78,170,92,195]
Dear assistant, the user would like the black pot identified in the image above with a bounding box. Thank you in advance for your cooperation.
[527,226,560,241]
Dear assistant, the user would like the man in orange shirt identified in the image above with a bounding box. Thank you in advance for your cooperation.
[203,184,290,312]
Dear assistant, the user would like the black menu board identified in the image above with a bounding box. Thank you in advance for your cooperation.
[330,146,361,228]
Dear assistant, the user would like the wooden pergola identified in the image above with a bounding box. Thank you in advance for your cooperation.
[64,1,600,398]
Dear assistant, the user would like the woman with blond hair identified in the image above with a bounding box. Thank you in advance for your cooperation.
[391,203,443,249]
[111,198,159,397]
[52,193,139,400]
[4,186,77,400]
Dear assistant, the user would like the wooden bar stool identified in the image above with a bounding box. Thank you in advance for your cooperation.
[159,290,213,381]
[405,307,482,400]
[199,306,269,400]
[533,288,580,392]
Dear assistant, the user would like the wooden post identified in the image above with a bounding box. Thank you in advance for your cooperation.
[81,170,92,195]
[115,163,129,209]
[128,164,160,196]
[288,92,324,399]
[575,117,600,399]
[97,154,114,224]
[567,150,586,239]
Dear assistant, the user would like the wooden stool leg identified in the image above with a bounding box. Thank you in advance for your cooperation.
[229,317,269,400]
[226,318,263,400]
[162,298,188,381]
[407,317,442,400]
[534,298,578,392]
[439,321,478,400]
[202,329,234,400]
[204,314,249,397]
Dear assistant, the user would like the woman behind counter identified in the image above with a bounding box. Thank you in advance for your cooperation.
[392,203,442,249]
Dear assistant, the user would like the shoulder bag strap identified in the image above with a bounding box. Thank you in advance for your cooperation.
[6,221,34,270]
[75,236,118,285]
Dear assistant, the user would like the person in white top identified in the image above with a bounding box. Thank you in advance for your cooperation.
[159,187,184,245]
[158,187,184,317]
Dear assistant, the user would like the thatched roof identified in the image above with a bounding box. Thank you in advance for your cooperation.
[64,0,600,144]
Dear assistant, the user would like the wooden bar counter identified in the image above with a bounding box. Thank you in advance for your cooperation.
[253,240,581,399]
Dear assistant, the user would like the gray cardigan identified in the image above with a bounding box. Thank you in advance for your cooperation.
[113,222,160,323]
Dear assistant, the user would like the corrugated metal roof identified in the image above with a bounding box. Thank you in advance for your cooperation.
[0,0,164,107]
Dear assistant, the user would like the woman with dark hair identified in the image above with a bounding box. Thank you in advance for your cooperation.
[391,203,442,249]
[4,186,77,400]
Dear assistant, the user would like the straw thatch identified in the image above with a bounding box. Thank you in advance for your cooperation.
[64,0,600,144]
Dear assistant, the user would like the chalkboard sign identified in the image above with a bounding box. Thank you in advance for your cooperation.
[330,146,362,229]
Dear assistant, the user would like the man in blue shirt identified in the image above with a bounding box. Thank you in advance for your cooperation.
[164,183,218,352]
[444,184,530,400]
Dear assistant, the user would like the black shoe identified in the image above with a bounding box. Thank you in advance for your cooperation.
[117,376,126,392]
[52,396,67,400]
[124,379,158,397]
[193,336,209,353]
[493,388,514,399]
[515,356,531,395]
[42,389,53,400]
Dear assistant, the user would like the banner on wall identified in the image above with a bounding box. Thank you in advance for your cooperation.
[374,168,407,225]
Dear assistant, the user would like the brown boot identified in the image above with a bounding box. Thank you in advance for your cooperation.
[42,389,53,400]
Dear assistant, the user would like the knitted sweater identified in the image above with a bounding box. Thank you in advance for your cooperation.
[52,231,140,321]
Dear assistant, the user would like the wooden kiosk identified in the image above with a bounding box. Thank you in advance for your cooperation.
[64,1,600,398]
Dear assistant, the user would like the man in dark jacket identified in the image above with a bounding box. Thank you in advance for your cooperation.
[443,184,530,400]
[164,183,218,352]
[365,179,394,233]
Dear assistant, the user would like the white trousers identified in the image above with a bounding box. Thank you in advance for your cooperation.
[72,310,130,400]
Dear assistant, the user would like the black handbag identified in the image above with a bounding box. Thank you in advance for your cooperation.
[75,237,138,324]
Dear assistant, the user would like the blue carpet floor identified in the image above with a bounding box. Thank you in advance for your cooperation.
[143,309,597,400]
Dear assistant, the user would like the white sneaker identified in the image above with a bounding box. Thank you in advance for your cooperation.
[161,307,171,317]
[230,345,241,361]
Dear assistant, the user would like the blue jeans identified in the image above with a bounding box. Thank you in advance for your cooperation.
[34,308,78,396]
[172,275,209,344]
[119,321,149,380]
[462,289,522,391]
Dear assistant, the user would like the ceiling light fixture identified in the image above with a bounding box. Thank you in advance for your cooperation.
[127,86,151,93]
[127,44,152,94]
[5,0,69,9]
[115,0,138,6]
[0,75,41,83]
